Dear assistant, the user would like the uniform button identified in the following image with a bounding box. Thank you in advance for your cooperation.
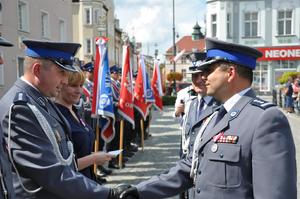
[219,154,224,158]
[192,131,195,135]
[190,143,193,147]
[200,138,203,141]
[197,188,201,193]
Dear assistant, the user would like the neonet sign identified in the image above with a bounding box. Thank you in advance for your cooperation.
[257,46,300,61]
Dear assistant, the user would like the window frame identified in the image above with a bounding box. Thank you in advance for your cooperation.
[41,10,50,39]
[277,10,293,36]
[243,11,258,37]
[18,0,30,32]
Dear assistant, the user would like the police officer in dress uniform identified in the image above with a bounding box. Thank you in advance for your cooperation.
[0,36,15,199]
[0,40,130,199]
[179,52,219,199]
[120,38,297,199]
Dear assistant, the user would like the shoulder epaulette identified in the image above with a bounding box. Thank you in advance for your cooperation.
[13,92,29,104]
[250,98,275,110]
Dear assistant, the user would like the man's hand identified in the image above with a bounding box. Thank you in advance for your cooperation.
[120,186,139,199]
[108,184,132,199]
[175,103,185,117]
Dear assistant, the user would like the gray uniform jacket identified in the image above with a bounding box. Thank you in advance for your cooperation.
[181,97,218,158]
[0,127,15,199]
[136,89,297,199]
[0,79,110,199]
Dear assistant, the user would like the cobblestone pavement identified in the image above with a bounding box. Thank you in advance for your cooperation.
[106,106,180,199]
[106,103,300,199]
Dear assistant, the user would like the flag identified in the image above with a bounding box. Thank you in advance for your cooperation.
[91,37,115,143]
[134,54,150,120]
[151,60,163,111]
[173,49,186,62]
[118,45,135,127]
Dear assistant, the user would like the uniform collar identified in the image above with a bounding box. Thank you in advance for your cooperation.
[223,87,251,112]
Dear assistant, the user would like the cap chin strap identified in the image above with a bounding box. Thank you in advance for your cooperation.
[7,102,75,194]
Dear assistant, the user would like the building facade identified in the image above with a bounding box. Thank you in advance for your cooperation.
[72,0,116,66]
[0,0,73,96]
[206,0,300,93]
[164,23,205,84]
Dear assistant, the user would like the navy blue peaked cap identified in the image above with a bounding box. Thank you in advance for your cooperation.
[23,39,81,72]
[186,52,207,74]
[200,38,262,70]
[110,65,119,73]
[81,62,94,72]
[0,36,13,47]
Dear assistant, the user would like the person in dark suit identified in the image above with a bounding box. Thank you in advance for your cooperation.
[120,38,297,199]
[55,70,114,181]
[0,36,15,199]
[0,39,129,199]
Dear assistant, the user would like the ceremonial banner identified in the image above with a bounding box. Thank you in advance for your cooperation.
[134,55,150,120]
[151,60,163,111]
[118,45,135,127]
[91,37,115,142]
[173,49,186,62]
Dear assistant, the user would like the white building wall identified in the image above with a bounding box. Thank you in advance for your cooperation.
[206,0,300,93]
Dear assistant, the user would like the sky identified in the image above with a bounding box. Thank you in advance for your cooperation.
[114,0,206,60]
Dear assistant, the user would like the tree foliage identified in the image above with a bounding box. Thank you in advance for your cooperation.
[278,72,300,84]
[166,72,183,82]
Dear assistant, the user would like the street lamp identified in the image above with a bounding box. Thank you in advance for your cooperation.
[172,0,176,95]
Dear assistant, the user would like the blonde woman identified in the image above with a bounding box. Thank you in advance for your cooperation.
[55,70,113,181]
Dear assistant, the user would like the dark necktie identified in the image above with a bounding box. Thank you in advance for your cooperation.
[196,98,205,120]
[214,105,227,126]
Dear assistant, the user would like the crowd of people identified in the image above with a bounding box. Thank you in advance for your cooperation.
[284,75,300,113]
[0,35,297,199]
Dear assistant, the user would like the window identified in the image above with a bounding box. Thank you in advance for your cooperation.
[0,51,4,85]
[277,10,292,36]
[84,7,92,25]
[85,38,92,55]
[211,14,217,37]
[182,69,186,79]
[41,11,50,38]
[227,13,232,38]
[253,61,269,91]
[18,0,29,31]
[244,12,258,37]
[94,8,101,25]
[59,19,66,42]
[0,2,3,24]
[17,57,25,77]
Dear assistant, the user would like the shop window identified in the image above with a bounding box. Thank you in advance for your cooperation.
[244,12,258,37]
[253,61,269,91]
[277,10,292,36]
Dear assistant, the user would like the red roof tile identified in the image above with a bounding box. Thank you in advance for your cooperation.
[166,36,205,54]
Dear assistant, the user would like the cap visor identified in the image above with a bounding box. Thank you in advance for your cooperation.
[197,59,220,71]
[0,39,13,47]
[54,60,78,72]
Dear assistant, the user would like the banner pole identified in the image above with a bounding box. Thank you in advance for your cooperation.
[140,119,144,151]
[118,120,124,169]
[93,118,100,174]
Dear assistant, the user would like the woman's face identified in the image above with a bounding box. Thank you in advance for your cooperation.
[60,83,83,105]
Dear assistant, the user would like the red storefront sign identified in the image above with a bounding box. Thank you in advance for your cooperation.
[257,46,300,61]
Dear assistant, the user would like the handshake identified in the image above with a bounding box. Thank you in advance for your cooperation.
[108,184,139,199]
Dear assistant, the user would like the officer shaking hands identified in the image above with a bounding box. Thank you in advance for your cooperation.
[0,39,129,199]
[0,36,15,199]
[120,38,297,199]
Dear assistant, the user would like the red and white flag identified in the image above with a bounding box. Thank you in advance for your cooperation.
[134,55,149,120]
[118,45,135,127]
[151,60,163,111]
[91,37,115,143]
[173,49,186,62]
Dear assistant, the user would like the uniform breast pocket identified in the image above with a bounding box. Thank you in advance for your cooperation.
[205,143,241,188]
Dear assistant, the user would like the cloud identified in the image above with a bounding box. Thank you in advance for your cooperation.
[114,0,206,58]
